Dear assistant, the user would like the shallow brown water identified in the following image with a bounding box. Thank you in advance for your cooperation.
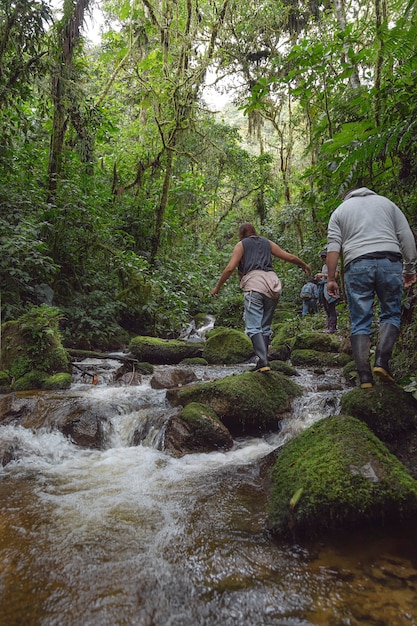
[1,365,417,625]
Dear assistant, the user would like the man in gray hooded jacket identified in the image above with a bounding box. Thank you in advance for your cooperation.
[326,187,416,388]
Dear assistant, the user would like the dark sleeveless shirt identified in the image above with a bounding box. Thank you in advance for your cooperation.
[238,236,273,276]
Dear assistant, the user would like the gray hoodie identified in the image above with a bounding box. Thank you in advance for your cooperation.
[327,187,416,273]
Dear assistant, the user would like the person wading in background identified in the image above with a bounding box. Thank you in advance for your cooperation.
[326,187,417,388]
[315,250,340,333]
[211,222,311,372]
[300,277,319,317]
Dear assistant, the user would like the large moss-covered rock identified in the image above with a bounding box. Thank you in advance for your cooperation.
[340,385,417,444]
[269,341,293,362]
[129,335,202,364]
[0,306,70,391]
[202,327,253,364]
[163,402,234,457]
[42,373,72,390]
[270,321,296,354]
[270,415,417,540]
[291,349,351,367]
[292,331,345,353]
[167,370,302,435]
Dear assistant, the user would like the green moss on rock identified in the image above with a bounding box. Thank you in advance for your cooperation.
[292,331,344,353]
[169,370,302,435]
[342,360,358,386]
[42,373,72,390]
[180,357,209,366]
[180,402,233,450]
[202,327,253,364]
[270,415,417,540]
[1,306,70,383]
[291,349,351,367]
[13,370,48,391]
[340,385,417,443]
[270,360,298,376]
[129,335,202,364]
[0,371,10,386]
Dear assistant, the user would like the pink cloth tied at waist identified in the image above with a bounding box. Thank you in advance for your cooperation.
[240,270,282,299]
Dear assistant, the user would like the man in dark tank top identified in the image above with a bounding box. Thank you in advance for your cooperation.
[211,222,310,371]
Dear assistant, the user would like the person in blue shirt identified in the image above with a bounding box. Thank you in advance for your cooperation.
[300,277,319,317]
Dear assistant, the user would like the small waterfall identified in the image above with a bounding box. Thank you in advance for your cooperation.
[179,314,215,342]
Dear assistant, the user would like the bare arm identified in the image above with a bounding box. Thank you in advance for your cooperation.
[270,241,311,274]
[211,242,244,296]
[326,251,340,297]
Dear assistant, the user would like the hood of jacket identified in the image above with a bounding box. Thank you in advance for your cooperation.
[343,187,376,201]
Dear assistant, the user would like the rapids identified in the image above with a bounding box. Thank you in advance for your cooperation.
[1,361,417,625]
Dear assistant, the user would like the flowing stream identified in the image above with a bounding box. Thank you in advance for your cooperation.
[1,360,417,626]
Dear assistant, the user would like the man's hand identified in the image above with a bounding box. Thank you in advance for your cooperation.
[403,273,417,289]
[327,279,339,298]
[211,286,219,297]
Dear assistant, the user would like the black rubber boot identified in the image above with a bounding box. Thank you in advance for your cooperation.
[324,316,337,333]
[350,334,373,388]
[251,333,271,372]
[373,323,399,383]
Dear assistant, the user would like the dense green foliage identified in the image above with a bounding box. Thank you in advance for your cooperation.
[0,0,416,366]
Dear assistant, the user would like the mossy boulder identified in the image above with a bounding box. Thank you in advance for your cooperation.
[270,360,298,376]
[163,402,234,457]
[42,373,72,390]
[269,342,292,362]
[0,371,11,394]
[342,360,358,386]
[0,306,70,391]
[167,370,302,435]
[12,370,48,391]
[270,415,417,540]
[291,349,351,367]
[269,322,296,362]
[340,385,417,444]
[129,335,203,364]
[180,357,209,366]
[202,327,253,364]
[292,331,345,353]
[270,321,296,347]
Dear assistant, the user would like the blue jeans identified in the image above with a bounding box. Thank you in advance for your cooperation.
[302,298,318,316]
[344,257,403,335]
[243,291,279,339]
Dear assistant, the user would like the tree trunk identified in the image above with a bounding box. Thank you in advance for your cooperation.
[151,147,174,262]
[47,0,90,199]
[333,0,361,90]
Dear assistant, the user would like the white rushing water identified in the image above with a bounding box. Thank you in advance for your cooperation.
[3,364,416,626]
